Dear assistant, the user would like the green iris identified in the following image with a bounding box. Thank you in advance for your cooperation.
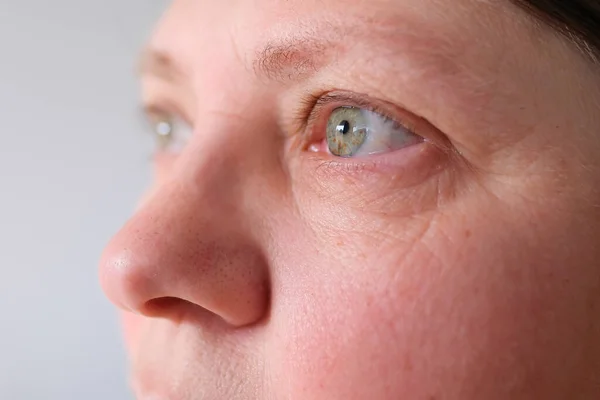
[326,107,368,157]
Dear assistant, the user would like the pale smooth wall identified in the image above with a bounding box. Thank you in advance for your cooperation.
[0,2,166,399]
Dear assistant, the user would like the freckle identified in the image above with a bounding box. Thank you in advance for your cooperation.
[336,240,344,247]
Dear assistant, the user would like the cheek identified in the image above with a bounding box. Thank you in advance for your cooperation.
[267,216,434,397]
[268,205,600,399]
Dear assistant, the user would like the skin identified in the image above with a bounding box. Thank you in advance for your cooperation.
[99,0,600,398]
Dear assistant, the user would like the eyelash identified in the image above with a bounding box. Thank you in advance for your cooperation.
[296,90,422,151]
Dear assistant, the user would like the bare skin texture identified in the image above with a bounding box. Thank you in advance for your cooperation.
[99,0,600,398]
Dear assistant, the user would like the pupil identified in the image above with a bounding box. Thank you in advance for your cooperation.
[336,120,351,135]
[156,121,172,137]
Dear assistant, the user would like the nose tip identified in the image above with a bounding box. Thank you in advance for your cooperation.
[99,245,154,315]
[99,220,271,327]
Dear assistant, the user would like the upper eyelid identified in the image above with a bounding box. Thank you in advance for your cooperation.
[142,104,168,120]
[304,91,417,135]
[312,93,404,123]
[142,102,194,127]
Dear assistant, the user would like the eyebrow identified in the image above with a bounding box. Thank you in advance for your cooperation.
[252,33,334,81]
[139,15,476,97]
[139,15,455,83]
[139,30,337,84]
[250,19,465,84]
[138,48,184,82]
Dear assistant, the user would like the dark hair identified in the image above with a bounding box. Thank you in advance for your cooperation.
[512,0,600,61]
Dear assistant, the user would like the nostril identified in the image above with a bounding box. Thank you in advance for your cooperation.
[141,296,257,327]
[142,297,224,323]
[143,297,190,318]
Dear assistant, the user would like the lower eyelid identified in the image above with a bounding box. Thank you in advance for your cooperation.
[300,142,450,201]
[311,140,444,173]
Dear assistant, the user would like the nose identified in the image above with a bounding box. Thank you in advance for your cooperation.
[99,157,271,327]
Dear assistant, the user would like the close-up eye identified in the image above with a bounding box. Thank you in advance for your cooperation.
[145,108,193,153]
[322,106,423,158]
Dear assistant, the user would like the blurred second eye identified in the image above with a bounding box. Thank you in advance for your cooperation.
[146,110,193,153]
[325,107,422,158]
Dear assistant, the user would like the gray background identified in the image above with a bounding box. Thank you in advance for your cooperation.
[0,2,166,399]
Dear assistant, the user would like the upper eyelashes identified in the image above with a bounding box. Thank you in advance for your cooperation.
[302,91,427,158]
[324,106,422,157]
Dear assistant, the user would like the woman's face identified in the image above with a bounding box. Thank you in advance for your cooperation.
[100,0,600,398]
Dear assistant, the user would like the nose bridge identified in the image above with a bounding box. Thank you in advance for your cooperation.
[99,140,270,326]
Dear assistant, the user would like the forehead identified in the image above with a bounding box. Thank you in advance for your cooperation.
[143,0,554,151]
[148,0,531,75]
